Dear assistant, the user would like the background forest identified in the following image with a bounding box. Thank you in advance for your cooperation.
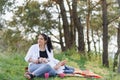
[0,0,120,80]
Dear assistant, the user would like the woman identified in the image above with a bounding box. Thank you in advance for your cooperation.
[24,33,58,80]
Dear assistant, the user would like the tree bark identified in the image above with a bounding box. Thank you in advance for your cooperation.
[113,24,120,71]
[58,15,65,51]
[66,0,76,48]
[72,0,85,53]
[117,0,120,73]
[55,4,65,51]
[101,0,109,67]
[117,23,120,73]
[56,0,71,50]
[86,0,91,53]
[118,54,120,73]
[113,0,120,72]
[91,29,97,55]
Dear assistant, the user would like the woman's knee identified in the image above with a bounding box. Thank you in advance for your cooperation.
[44,64,51,69]
[45,64,56,76]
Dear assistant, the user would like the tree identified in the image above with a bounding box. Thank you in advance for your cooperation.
[72,0,85,53]
[86,0,91,53]
[55,3,65,51]
[117,23,120,73]
[113,24,120,72]
[0,0,9,13]
[51,0,81,51]
[112,0,120,72]
[1,0,59,52]
[101,0,109,67]
[9,0,57,39]
[0,0,9,30]
[117,0,120,73]
[54,0,73,50]
[66,0,76,50]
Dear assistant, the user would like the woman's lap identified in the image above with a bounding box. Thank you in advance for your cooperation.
[28,63,56,77]
[28,63,46,72]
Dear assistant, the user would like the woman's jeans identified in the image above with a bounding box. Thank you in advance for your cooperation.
[28,63,56,77]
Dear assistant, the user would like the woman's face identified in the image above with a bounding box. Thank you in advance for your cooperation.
[38,35,47,46]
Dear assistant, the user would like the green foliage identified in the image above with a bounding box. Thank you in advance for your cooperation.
[1,29,33,52]
[8,0,58,37]
[4,1,59,51]
[0,0,8,13]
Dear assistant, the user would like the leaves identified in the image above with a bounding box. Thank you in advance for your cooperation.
[8,0,57,37]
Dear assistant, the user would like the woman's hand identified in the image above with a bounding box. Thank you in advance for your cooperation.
[42,58,48,63]
[33,59,39,64]
[29,58,39,64]
[38,58,48,63]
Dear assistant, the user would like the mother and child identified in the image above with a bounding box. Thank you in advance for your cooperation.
[24,33,84,80]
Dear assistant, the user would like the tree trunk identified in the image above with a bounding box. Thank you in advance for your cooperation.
[96,31,101,53]
[117,0,120,6]
[117,0,120,73]
[113,50,120,72]
[91,29,97,55]
[58,15,65,51]
[117,23,120,73]
[86,0,91,53]
[101,0,109,67]
[55,4,65,51]
[118,54,120,73]
[112,0,120,72]
[66,0,76,48]
[72,0,85,53]
[56,0,71,50]
[113,23,120,71]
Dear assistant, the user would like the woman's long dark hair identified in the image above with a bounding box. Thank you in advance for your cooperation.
[40,33,53,52]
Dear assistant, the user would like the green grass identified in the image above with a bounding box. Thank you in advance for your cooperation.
[0,53,26,80]
[0,51,119,80]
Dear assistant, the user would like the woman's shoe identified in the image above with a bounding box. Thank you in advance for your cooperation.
[24,72,34,80]
[24,73,31,80]
[44,73,49,79]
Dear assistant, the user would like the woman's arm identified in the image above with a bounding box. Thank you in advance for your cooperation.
[28,58,39,64]
[25,45,38,63]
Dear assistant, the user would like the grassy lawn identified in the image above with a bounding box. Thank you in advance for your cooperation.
[0,52,119,80]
